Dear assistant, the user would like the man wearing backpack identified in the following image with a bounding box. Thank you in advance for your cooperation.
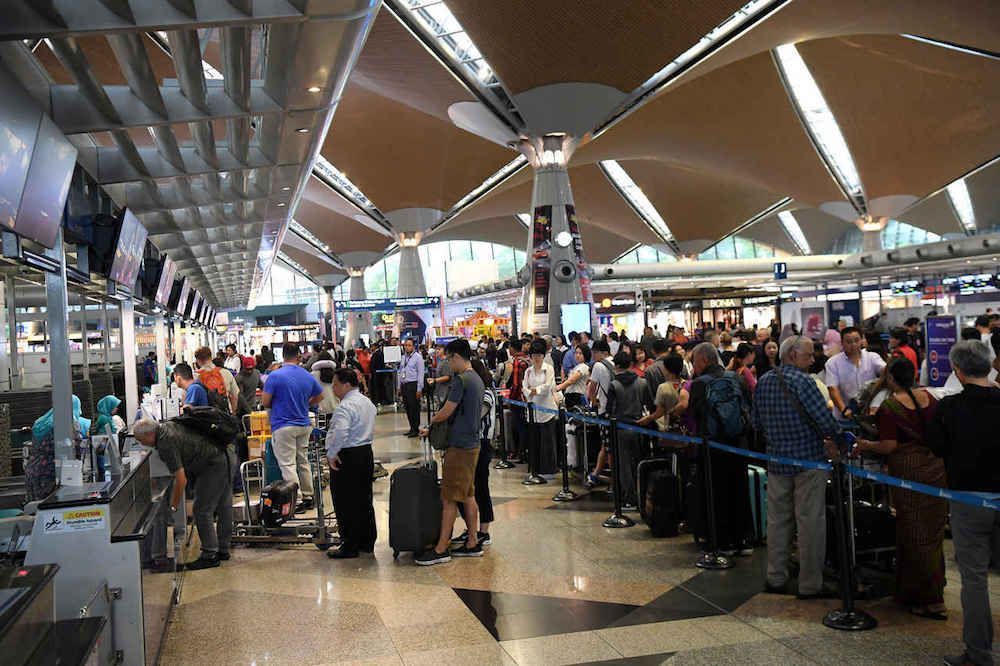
[194,346,239,414]
[173,362,208,409]
[606,351,655,508]
[133,417,237,570]
[643,338,672,397]
[688,342,754,557]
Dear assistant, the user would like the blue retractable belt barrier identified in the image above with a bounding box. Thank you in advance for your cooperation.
[499,397,1000,511]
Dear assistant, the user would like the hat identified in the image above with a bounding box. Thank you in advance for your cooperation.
[242,356,255,369]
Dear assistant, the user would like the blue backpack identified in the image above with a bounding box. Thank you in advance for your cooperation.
[698,372,749,441]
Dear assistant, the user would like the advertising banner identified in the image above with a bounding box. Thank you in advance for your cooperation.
[565,205,592,302]
[925,315,957,387]
[531,205,552,315]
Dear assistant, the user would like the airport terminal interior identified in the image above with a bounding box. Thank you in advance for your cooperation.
[1,1,1000,664]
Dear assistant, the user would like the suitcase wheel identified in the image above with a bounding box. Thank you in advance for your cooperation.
[392,549,399,560]
[316,543,331,551]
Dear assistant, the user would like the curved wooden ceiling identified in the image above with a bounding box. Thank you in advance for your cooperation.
[447,0,751,94]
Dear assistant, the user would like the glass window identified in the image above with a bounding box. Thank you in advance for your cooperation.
[384,253,400,294]
[495,245,517,280]
[471,241,494,262]
[637,245,659,263]
[734,236,756,259]
[514,248,526,271]
[697,246,717,260]
[715,237,737,259]
[450,241,473,262]
[365,258,387,295]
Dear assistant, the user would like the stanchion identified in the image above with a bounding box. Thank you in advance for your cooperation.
[603,419,634,528]
[824,457,877,631]
[494,397,514,470]
[696,438,732,569]
[552,407,577,502]
[522,403,546,485]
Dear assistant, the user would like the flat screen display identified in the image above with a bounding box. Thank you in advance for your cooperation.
[108,209,147,286]
[154,255,176,307]
[0,67,41,236]
[15,114,77,248]
[191,292,202,322]
[561,302,593,339]
[889,280,921,296]
[959,274,994,293]
[177,279,191,316]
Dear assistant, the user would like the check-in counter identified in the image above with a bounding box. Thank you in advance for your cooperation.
[24,449,184,665]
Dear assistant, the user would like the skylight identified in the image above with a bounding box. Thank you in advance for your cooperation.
[777,210,812,254]
[313,155,381,217]
[515,213,530,228]
[278,251,307,274]
[599,160,676,245]
[289,220,331,253]
[946,179,977,232]
[402,0,496,85]
[774,43,865,205]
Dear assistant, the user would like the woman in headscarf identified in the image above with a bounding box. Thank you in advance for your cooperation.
[92,395,124,436]
[26,395,88,501]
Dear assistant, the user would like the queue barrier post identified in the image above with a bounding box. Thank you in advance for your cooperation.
[823,456,878,631]
[695,437,733,570]
[552,407,577,502]
[603,418,635,528]
[522,402,546,485]
[494,395,514,470]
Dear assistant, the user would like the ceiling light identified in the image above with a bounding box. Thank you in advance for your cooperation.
[306,86,322,93]
[774,44,865,206]
[778,211,812,255]
[599,160,676,245]
[946,178,977,232]
[276,202,286,207]
[281,186,291,191]
[295,128,310,134]
[314,155,379,215]
[554,231,572,248]
[515,213,530,228]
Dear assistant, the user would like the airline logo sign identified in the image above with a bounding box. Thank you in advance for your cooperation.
[42,508,107,533]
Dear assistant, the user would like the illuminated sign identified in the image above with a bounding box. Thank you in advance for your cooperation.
[333,296,440,311]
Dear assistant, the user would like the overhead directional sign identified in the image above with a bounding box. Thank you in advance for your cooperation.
[773,262,787,280]
[333,296,441,311]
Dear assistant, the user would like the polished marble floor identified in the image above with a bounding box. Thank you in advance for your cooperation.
[159,411,1000,665]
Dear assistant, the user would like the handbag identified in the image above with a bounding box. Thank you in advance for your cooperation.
[427,373,467,451]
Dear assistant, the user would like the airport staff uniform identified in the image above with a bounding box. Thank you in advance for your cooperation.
[326,388,378,553]
[397,350,425,435]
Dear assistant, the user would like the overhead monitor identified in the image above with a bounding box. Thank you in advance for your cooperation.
[174,277,190,314]
[560,302,593,339]
[154,255,176,307]
[181,284,195,318]
[191,292,202,322]
[107,209,147,287]
[0,66,42,240]
[14,114,77,248]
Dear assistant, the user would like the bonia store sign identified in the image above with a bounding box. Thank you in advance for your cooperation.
[595,293,637,314]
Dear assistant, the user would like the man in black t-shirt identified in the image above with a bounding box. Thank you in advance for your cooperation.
[134,418,237,570]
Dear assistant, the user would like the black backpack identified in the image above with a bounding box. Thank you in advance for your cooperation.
[173,405,239,448]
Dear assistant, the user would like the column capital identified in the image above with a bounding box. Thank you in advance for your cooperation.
[514,133,577,169]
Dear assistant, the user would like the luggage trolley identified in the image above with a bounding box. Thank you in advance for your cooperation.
[232,426,338,550]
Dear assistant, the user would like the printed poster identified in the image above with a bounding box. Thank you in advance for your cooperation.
[531,205,552,315]
[565,205,592,302]
[925,315,957,387]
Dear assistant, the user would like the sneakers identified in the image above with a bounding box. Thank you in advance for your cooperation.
[415,549,451,566]
[450,531,491,547]
[372,462,389,480]
[585,473,601,488]
[452,542,484,557]
[621,503,639,513]
[943,654,975,666]
[295,497,314,514]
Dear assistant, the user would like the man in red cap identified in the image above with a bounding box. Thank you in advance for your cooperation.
[236,355,263,412]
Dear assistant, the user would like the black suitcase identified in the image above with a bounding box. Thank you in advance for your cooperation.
[685,465,707,544]
[638,456,682,538]
[389,438,442,559]
[260,480,298,527]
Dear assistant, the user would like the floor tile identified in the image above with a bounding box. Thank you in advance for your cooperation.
[571,653,676,666]
[664,639,811,665]
[500,630,623,666]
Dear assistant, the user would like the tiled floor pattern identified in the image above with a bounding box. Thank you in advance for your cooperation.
[160,411,1000,665]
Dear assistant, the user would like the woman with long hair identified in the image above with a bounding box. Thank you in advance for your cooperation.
[730,343,757,392]
[754,339,779,378]
[456,358,498,547]
[630,343,653,377]
[857,358,948,620]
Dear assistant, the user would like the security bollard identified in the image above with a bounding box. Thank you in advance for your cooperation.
[552,407,577,502]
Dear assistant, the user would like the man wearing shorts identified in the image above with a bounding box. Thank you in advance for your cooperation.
[416,338,485,565]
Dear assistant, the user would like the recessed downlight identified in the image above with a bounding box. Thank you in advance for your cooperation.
[295,127,309,134]
[306,86,321,93]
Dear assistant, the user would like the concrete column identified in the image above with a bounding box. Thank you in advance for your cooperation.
[855,215,887,252]
[517,134,595,337]
[344,269,373,348]
[0,276,10,391]
[120,300,138,426]
[396,243,427,298]
[155,314,168,389]
[44,228,75,470]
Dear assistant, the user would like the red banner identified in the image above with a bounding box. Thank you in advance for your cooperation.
[531,205,552,315]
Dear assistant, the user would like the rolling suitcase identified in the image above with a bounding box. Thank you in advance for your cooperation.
[389,437,442,559]
[638,455,682,538]
[260,479,298,527]
[748,464,767,544]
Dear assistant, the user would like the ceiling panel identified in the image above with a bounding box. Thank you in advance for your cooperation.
[621,159,785,245]
[573,51,845,209]
[896,192,963,237]
[294,198,393,254]
[447,0,750,94]
[798,34,1000,202]
[426,215,526,250]
[966,162,1000,231]
[741,205,854,256]
[320,82,515,212]
[350,8,476,122]
[282,245,343,279]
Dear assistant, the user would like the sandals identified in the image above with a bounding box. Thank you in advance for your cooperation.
[909,606,948,621]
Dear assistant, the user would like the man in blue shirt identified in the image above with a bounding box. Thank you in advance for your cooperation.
[262,343,323,511]
[397,338,425,437]
[173,363,208,408]
[324,368,378,559]
[561,332,579,382]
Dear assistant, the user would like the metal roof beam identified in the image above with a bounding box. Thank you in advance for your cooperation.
[87,146,286,184]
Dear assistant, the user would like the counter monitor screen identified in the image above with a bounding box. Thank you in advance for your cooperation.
[154,256,176,307]
[108,209,147,287]
[13,115,77,249]
[178,279,192,317]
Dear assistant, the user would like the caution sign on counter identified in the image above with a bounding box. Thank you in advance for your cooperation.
[41,508,107,533]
